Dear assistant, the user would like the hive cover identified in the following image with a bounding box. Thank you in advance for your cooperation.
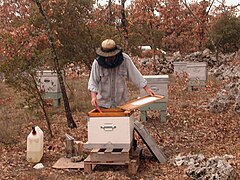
[119,95,164,111]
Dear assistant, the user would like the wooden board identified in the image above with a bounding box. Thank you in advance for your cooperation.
[134,121,167,163]
[119,95,164,111]
[89,148,130,162]
[52,157,84,169]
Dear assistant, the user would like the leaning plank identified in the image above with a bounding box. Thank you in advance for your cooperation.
[134,121,167,163]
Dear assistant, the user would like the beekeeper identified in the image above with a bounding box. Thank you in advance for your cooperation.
[88,39,155,108]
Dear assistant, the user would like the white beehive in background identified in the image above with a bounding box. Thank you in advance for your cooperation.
[36,70,61,93]
[186,62,207,81]
[140,75,169,102]
[139,75,169,122]
[173,61,188,74]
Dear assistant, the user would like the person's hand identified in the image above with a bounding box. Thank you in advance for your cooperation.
[90,92,98,107]
[143,86,155,96]
[91,96,98,107]
[90,92,103,113]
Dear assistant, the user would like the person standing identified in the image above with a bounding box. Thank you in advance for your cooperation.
[88,39,155,109]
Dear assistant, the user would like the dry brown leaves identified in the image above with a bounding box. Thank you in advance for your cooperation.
[0,66,239,179]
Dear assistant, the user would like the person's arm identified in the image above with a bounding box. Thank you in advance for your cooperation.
[123,53,155,96]
[143,85,155,96]
[88,60,100,107]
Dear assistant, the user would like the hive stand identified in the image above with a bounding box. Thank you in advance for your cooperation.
[188,79,206,91]
[83,145,141,175]
[140,102,167,122]
[43,92,62,107]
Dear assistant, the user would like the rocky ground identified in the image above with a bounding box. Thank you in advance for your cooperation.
[0,50,239,179]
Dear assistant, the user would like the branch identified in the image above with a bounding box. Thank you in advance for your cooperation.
[181,0,217,51]
[206,0,215,16]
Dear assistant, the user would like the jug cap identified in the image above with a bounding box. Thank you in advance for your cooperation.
[32,126,37,135]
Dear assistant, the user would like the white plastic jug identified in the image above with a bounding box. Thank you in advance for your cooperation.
[27,126,44,163]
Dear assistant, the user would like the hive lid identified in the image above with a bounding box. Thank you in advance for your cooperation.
[143,75,169,79]
[118,95,164,111]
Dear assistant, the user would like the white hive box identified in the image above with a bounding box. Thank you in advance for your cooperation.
[173,61,188,74]
[187,62,207,81]
[86,109,134,149]
[84,95,164,149]
[140,75,169,102]
[36,70,61,93]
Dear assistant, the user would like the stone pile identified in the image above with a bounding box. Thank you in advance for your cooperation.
[139,48,240,113]
[172,154,239,180]
[209,79,240,113]
[139,48,237,74]
[208,50,240,113]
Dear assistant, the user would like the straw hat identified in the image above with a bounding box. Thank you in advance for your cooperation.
[96,39,122,57]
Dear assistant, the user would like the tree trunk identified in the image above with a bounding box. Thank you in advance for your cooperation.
[34,0,77,128]
[107,0,113,24]
[31,73,53,137]
[121,0,129,51]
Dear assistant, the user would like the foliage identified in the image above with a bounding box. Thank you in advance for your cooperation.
[43,0,97,70]
[0,0,49,108]
[210,13,240,53]
[0,0,239,125]
[128,0,162,49]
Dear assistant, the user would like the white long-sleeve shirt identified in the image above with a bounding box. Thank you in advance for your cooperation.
[88,53,147,108]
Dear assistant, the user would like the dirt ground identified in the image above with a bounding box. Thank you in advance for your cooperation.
[0,73,239,180]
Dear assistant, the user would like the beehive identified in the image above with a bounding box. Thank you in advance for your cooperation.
[187,62,207,81]
[85,108,134,149]
[140,75,169,102]
[84,95,164,149]
[139,75,169,122]
[173,61,188,74]
[36,70,62,107]
[36,70,61,93]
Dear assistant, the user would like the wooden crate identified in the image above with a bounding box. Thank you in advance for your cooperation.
[84,147,141,175]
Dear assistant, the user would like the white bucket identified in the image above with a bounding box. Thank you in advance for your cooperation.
[27,126,44,163]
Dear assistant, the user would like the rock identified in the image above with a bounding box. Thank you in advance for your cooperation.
[186,155,238,180]
[235,49,240,58]
[202,48,211,57]
[141,59,149,66]
[161,67,168,74]
[172,154,238,179]
[171,154,205,167]
[33,163,44,169]
[191,51,202,57]
[173,51,182,60]
[234,95,240,113]
[209,94,230,113]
